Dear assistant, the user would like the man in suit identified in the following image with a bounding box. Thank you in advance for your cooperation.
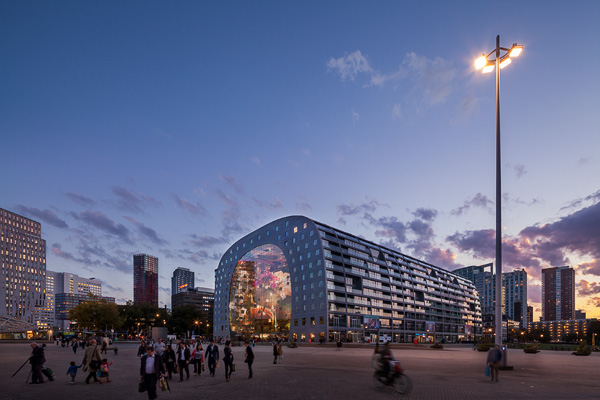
[176,342,190,381]
[140,346,165,400]
[204,338,220,377]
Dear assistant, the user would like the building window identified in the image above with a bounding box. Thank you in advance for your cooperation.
[294,318,298,326]
[311,317,315,325]
[302,318,306,326]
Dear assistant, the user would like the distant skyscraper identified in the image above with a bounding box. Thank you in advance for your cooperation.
[0,208,46,325]
[542,266,575,321]
[171,286,214,335]
[133,254,159,306]
[454,264,528,327]
[47,271,104,330]
[171,267,195,296]
[575,309,586,320]
[453,264,494,314]
[503,269,528,328]
[527,305,534,324]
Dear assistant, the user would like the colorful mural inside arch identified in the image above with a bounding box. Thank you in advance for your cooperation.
[229,244,291,339]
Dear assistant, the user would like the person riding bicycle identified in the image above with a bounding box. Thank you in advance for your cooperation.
[380,341,395,384]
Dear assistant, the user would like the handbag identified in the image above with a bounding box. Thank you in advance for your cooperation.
[485,365,490,377]
[139,381,147,393]
[89,346,100,369]
[231,363,236,373]
[201,363,205,371]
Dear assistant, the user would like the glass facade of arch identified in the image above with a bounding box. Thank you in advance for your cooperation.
[229,244,291,339]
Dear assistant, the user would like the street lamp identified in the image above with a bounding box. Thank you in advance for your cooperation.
[195,320,199,337]
[474,35,523,349]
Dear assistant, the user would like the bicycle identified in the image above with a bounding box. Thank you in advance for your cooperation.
[373,360,413,394]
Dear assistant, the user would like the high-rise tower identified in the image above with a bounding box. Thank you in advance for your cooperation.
[133,254,159,306]
[542,266,575,321]
[171,267,195,296]
[0,208,46,325]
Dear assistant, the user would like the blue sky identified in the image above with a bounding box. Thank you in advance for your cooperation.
[2,1,599,319]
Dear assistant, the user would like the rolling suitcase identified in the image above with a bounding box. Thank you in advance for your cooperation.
[41,366,55,381]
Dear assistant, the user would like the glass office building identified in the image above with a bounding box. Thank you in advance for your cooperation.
[213,216,481,343]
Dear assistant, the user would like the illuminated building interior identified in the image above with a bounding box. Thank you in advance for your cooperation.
[229,244,291,339]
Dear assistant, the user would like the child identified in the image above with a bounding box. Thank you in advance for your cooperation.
[98,358,113,384]
[66,361,82,384]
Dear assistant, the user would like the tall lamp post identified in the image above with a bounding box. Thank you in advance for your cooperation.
[475,35,523,349]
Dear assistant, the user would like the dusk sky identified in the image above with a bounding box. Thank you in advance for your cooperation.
[2,1,599,320]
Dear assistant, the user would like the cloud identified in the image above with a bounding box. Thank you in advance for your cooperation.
[251,157,262,166]
[561,189,600,211]
[51,243,78,261]
[337,200,385,216]
[219,174,245,195]
[587,296,600,308]
[64,192,95,207]
[519,200,600,273]
[172,194,207,216]
[513,164,527,178]
[73,210,132,243]
[125,217,167,245]
[15,205,69,229]
[451,193,493,216]
[188,234,228,248]
[447,229,495,260]
[403,52,456,105]
[296,196,312,213]
[112,186,161,213]
[412,208,438,222]
[578,279,600,297]
[352,110,360,124]
[252,197,283,211]
[326,50,373,81]
[392,103,402,119]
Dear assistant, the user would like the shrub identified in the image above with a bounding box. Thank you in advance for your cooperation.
[523,344,539,353]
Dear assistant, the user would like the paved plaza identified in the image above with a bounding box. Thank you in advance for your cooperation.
[1,342,599,400]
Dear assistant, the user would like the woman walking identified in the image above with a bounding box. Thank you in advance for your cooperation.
[192,344,204,376]
[223,340,234,382]
[81,339,102,384]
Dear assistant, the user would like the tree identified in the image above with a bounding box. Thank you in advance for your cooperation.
[69,295,122,332]
[170,305,200,336]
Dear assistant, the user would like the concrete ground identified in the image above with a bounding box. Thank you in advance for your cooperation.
[1,342,599,400]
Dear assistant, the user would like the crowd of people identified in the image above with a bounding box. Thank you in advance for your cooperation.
[134,337,261,400]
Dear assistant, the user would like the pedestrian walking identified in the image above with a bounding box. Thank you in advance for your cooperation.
[192,344,204,375]
[273,342,278,364]
[72,339,78,355]
[140,346,165,400]
[244,341,254,379]
[277,341,283,363]
[223,340,233,382]
[29,342,46,384]
[163,345,176,380]
[137,340,147,357]
[176,342,190,382]
[66,361,82,384]
[204,339,219,377]
[98,358,113,384]
[486,345,502,382]
[153,339,166,358]
[81,339,102,384]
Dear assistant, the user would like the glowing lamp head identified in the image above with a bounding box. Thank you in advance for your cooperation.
[482,64,494,74]
[509,45,523,58]
[475,55,487,70]
[499,58,512,69]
